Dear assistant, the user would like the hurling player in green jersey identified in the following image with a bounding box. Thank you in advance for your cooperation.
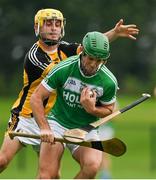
[31,31,118,179]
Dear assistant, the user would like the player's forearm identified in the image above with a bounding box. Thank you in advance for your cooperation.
[30,94,50,130]
[104,29,118,43]
[88,106,113,118]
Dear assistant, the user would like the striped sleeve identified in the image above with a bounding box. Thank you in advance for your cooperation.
[24,43,52,82]
[28,43,49,70]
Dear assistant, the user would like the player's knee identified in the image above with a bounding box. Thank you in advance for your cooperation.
[38,172,59,179]
[82,161,101,177]
[0,153,9,172]
[38,168,59,179]
[88,163,100,176]
[38,171,51,179]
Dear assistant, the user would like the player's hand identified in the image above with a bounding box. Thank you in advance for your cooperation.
[114,19,139,40]
[40,129,55,145]
[80,87,97,114]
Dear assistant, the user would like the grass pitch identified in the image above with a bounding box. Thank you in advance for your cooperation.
[0,95,156,178]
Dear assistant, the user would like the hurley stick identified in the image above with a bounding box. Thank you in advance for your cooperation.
[64,93,151,142]
[8,131,126,157]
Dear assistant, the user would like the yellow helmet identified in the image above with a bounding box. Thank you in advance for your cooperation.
[34,8,66,38]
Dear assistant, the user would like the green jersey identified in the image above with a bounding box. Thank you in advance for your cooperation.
[42,54,118,129]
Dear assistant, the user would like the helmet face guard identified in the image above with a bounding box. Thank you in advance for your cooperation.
[34,8,66,45]
[82,31,110,60]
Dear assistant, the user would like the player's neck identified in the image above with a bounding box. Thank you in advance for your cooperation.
[39,39,58,52]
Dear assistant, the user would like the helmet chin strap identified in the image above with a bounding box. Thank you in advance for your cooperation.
[39,31,61,46]
[41,37,59,46]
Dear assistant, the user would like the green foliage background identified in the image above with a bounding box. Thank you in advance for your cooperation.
[0,0,156,95]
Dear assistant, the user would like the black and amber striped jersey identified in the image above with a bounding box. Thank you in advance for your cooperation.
[11,40,81,118]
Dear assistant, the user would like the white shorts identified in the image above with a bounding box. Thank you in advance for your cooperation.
[7,115,114,154]
[97,124,114,140]
[7,116,80,154]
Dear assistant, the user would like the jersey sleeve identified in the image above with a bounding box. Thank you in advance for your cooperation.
[99,81,118,105]
[24,44,50,83]
[28,43,50,70]
[41,63,62,92]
